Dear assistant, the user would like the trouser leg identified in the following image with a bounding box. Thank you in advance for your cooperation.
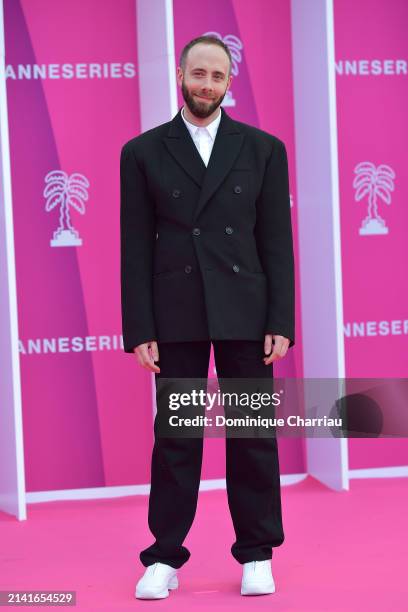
[212,340,284,564]
[139,341,211,569]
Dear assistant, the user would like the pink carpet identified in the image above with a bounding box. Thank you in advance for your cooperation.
[1,476,407,610]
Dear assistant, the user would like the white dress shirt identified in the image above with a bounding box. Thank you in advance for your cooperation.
[181,106,222,167]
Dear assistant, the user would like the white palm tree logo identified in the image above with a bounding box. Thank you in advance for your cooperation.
[203,31,243,107]
[44,170,90,247]
[353,162,395,235]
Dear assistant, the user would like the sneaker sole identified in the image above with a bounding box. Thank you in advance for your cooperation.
[135,576,178,599]
[241,582,276,596]
[135,589,170,599]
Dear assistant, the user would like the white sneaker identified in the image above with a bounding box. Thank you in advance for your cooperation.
[241,560,276,596]
[135,562,179,599]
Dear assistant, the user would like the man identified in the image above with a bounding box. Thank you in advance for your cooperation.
[120,35,295,599]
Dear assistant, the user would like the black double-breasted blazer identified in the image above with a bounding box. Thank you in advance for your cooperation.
[120,107,295,353]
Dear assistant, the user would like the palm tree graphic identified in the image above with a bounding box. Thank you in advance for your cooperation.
[44,170,90,247]
[353,162,395,235]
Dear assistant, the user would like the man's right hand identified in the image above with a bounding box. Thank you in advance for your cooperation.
[133,341,160,373]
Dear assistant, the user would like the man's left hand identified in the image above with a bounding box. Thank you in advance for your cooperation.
[263,334,290,364]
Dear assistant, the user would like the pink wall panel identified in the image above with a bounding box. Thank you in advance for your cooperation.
[7,0,405,492]
[6,0,154,491]
[173,0,304,476]
[334,0,408,468]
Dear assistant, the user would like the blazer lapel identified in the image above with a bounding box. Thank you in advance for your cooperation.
[163,107,245,220]
[193,108,244,221]
[163,109,206,188]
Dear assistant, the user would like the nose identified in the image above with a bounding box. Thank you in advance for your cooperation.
[201,79,213,94]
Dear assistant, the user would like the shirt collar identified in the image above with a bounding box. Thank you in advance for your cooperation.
[181,106,222,141]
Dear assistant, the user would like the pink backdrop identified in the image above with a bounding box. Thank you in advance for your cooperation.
[6,0,153,491]
[6,0,406,493]
[173,0,305,478]
[334,0,408,468]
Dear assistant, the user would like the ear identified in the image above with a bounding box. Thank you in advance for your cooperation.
[226,74,233,90]
[176,66,183,87]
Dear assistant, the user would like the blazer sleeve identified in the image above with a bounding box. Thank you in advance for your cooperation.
[120,142,157,353]
[254,138,295,348]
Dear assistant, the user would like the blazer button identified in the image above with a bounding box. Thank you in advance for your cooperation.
[192,227,201,236]
[184,265,192,274]
[225,226,233,234]
[233,185,242,194]
[232,264,240,273]
[172,189,181,198]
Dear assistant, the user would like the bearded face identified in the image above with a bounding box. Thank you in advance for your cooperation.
[181,78,228,119]
[178,43,232,120]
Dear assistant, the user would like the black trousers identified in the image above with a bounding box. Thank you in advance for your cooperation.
[139,340,284,569]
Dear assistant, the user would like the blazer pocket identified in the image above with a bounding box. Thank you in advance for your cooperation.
[153,268,188,280]
[153,270,178,280]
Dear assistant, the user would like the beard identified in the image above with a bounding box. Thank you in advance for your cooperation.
[181,80,227,119]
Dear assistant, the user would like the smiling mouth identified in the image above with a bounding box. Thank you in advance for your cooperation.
[195,94,213,100]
